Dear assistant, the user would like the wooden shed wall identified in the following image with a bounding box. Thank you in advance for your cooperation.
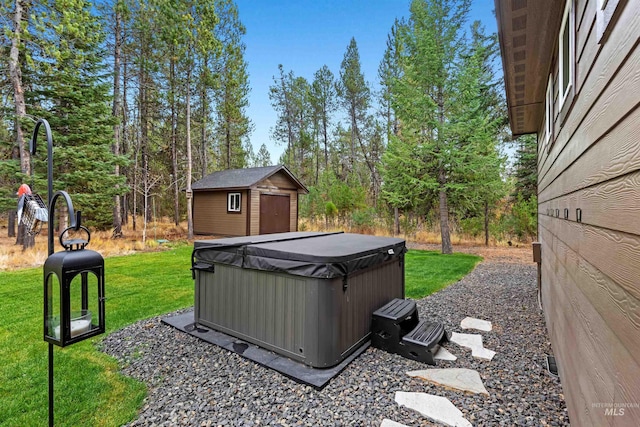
[536,1,640,424]
[259,171,300,190]
[248,187,298,235]
[193,190,247,236]
[249,190,259,235]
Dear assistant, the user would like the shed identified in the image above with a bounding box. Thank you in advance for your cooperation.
[192,165,308,236]
[495,0,640,424]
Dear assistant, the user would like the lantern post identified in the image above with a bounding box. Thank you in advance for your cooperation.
[31,118,106,426]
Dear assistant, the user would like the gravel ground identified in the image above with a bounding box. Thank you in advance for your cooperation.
[100,260,569,426]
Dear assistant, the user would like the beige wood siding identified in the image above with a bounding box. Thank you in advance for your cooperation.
[249,190,260,235]
[258,171,298,190]
[193,190,247,236]
[537,1,640,425]
[289,191,298,231]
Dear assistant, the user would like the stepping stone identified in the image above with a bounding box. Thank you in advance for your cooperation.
[380,420,408,427]
[434,346,457,361]
[395,391,472,427]
[406,368,489,395]
[450,332,496,361]
[450,332,483,350]
[460,317,492,332]
[472,346,496,361]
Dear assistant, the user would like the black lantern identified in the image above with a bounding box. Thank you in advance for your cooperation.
[43,194,105,347]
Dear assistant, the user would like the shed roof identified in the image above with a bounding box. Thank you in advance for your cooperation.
[191,165,308,193]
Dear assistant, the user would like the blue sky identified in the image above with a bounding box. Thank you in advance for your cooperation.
[234,0,499,164]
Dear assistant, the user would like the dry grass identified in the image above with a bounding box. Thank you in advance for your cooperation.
[299,218,527,247]
[300,218,535,264]
[2,216,534,271]
[0,217,191,271]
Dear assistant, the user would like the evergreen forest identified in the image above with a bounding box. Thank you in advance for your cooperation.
[1,0,538,252]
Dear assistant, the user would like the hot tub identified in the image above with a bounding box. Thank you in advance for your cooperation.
[191,231,406,368]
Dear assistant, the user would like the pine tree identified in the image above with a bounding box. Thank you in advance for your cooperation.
[29,0,125,229]
[254,143,271,167]
[269,66,315,182]
[381,133,433,213]
[213,0,252,170]
[6,0,29,177]
[337,38,369,171]
[0,126,20,235]
[110,0,127,235]
[269,64,296,166]
[449,21,507,245]
[155,0,221,238]
[378,23,405,235]
[153,0,184,225]
[512,134,537,201]
[387,0,471,254]
[130,0,160,229]
[5,0,34,247]
[337,38,383,200]
[378,19,404,145]
[290,75,314,182]
[310,65,337,172]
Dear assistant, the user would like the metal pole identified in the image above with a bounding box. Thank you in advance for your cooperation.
[49,343,53,427]
[33,119,80,427]
[29,118,54,256]
[31,119,55,426]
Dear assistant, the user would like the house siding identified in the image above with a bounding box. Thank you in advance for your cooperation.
[193,190,248,236]
[536,1,640,425]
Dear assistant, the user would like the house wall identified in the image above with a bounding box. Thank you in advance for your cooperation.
[536,1,640,424]
[193,190,247,236]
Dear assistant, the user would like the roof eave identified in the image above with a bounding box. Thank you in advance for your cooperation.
[494,0,564,136]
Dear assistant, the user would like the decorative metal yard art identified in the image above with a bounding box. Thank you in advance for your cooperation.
[16,183,48,235]
[30,118,106,427]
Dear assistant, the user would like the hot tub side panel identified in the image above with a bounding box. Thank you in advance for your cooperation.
[195,265,311,362]
[194,253,405,368]
[315,258,404,367]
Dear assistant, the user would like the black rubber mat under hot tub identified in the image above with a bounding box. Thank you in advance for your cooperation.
[162,309,370,389]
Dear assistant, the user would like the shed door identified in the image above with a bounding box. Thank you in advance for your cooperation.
[260,193,290,234]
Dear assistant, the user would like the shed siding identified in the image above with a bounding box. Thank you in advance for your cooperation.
[193,167,306,236]
[289,191,298,231]
[249,190,260,235]
[246,174,300,235]
[537,1,640,425]
[258,170,299,190]
[247,189,298,236]
[193,190,247,236]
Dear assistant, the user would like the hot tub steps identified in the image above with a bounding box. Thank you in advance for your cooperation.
[371,298,449,365]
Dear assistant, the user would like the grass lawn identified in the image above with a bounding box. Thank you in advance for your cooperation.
[0,246,479,427]
[0,245,194,427]
[404,250,482,299]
